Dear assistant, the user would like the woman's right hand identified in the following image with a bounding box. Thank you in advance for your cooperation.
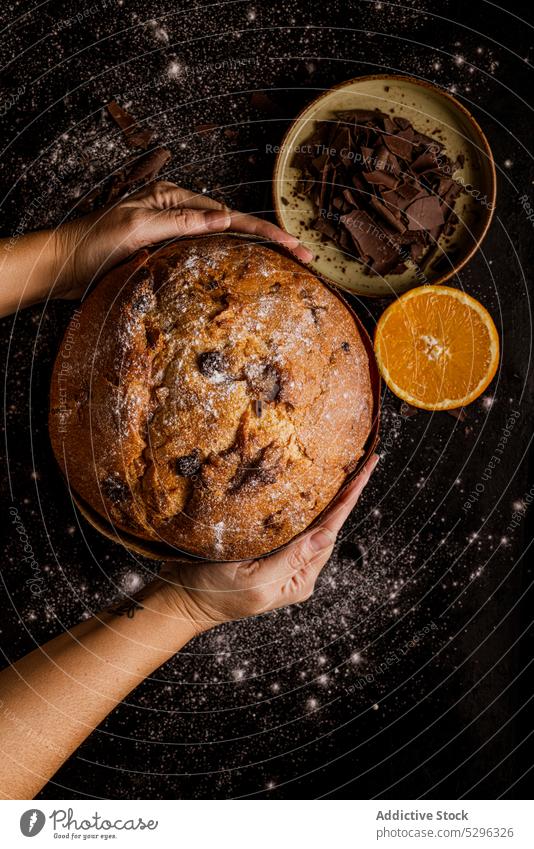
[54,181,314,300]
[159,454,379,633]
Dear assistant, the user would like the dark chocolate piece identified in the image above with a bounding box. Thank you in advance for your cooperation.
[405,195,444,231]
[198,350,228,378]
[341,210,401,274]
[126,147,171,185]
[293,110,465,276]
[246,362,280,401]
[229,445,281,493]
[106,100,155,149]
[175,450,202,477]
[102,474,130,503]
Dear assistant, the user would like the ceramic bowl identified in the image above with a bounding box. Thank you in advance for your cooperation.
[273,74,496,298]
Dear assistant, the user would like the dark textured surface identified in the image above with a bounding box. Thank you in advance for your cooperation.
[1,0,533,799]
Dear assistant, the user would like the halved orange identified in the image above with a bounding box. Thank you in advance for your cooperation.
[374,286,499,411]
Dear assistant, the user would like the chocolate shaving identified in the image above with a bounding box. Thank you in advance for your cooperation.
[405,195,444,231]
[125,147,171,184]
[382,129,414,160]
[341,209,401,274]
[106,100,155,149]
[104,147,171,203]
[293,110,465,276]
[363,169,398,189]
[447,407,468,421]
[79,103,172,213]
[198,350,228,378]
[195,123,218,133]
[245,362,280,401]
[107,100,136,133]
[229,445,281,493]
[399,401,420,418]
[250,92,277,114]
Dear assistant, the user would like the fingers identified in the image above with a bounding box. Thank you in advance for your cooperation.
[126,181,313,261]
[228,210,314,263]
[319,453,380,538]
[130,205,315,262]
[239,453,380,602]
[158,456,380,621]
[130,181,226,212]
[131,207,232,245]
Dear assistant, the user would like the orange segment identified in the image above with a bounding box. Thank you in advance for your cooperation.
[374,286,499,410]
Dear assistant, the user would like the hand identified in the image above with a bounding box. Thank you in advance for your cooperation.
[54,181,313,299]
[159,455,379,632]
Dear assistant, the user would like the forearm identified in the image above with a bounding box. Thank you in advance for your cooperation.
[0,579,200,799]
[0,183,313,320]
[0,229,65,317]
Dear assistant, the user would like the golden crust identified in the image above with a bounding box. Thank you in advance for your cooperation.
[49,236,373,559]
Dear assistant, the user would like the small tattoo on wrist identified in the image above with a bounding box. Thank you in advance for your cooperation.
[109,594,146,618]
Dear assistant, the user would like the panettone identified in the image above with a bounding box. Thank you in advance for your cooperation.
[49,235,373,560]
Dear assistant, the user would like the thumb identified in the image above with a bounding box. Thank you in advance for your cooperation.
[246,453,380,586]
[132,207,232,245]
